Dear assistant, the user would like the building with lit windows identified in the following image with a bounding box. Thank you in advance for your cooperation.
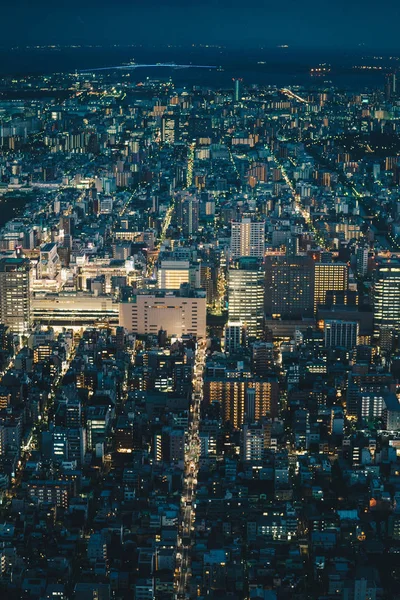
[224,321,244,354]
[242,422,272,462]
[176,193,199,237]
[231,218,265,259]
[0,257,31,334]
[157,260,190,290]
[265,255,314,318]
[324,320,359,350]
[314,262,348,314]
[374,261,400,335]
[203,373,278,429]
[228,257,264,338]
[119,289,206,338]
[161,113,179,143]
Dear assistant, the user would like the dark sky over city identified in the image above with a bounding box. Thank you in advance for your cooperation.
[4,0,400,50]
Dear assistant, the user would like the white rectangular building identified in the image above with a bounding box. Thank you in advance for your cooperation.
[119,291,206,338]
[231,218,265,259]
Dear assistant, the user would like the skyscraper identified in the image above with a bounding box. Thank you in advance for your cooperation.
[265,255,314,318]
[385,72,397,101]
[161,113,179,143]
[231,218,265,259]
[374,260,400,335]
[314,262,348,314]
[177,193,199,237]
[356,246,369,277]
[228,257,264,338]
[0,257,31,334]
[233,78,242,103]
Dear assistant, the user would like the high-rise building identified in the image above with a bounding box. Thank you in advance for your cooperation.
[356,246,369,277]
[374,261,400,335]
[0,257,31,334]
[228,258,264,338]
[224,321,244,354]
[177,193,199,237]
[252,342,274,376]
[324,320,359,350]
[314,262,348,314]
[161,113,179,143]
[265,255,314,318]
[204,373,278,428]
[242,422,272,462]
[231,218,265,259]
[233,78,242,103]
[385,72,397,101]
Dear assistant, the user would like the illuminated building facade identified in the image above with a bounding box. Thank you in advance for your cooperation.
[314,262,348,314]
[231,218,265,259]
[228,257,264,339]
[0,257,31,334]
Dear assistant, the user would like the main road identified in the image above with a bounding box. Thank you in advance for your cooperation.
[175,339,207,599]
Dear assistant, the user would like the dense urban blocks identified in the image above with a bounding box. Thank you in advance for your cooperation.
[0,45,399,600]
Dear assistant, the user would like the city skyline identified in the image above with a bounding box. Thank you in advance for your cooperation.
[1,10,400,600]
[4,0,400,50]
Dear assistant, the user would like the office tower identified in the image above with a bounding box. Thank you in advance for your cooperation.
[233,78,242,102]
[157,260,190,289]
[385,72,397,101]
[228,258,264,338]
[231,218,265,259]
[374,261,400,335]
[177,193,199,237]
[356,246,369,277]
[161,113,179,143]
[313,262,348,314]
[265,255,314,318]
[0,257,31,334]
[324,320,359,350]
[224,321,244,354]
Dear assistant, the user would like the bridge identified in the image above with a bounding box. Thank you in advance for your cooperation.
[80,62,217,73]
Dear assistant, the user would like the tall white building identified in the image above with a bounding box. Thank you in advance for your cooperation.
[228,258,264,338]
[231,218,265,259]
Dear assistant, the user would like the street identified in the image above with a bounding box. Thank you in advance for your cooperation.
[175,338,206,599]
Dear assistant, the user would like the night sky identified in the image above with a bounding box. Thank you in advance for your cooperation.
[4,0,400,50]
